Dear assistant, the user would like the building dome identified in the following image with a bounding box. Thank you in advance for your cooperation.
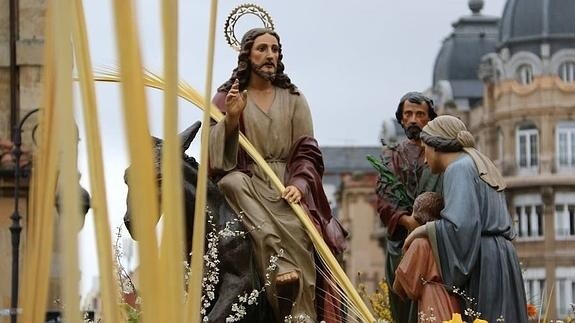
[432,0,499,109]
[500,0,575,57]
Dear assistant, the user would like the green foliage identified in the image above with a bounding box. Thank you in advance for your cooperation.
[123,304,140,323]
[367,155,414,209]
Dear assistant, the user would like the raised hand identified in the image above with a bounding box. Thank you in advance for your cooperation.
[225,79,247,119]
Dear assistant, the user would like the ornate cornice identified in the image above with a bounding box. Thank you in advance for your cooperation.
[494,76,575,98]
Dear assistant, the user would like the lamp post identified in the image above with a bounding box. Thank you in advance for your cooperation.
[10,108,39,323]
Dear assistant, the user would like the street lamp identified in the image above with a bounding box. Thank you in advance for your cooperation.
[10,108,39,323]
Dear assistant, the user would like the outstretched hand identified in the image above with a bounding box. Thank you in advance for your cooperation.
[402,224,427,253]
[225,79,247,119]
[282,185,302,204]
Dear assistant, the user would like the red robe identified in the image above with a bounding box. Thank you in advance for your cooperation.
[393,238,460,322]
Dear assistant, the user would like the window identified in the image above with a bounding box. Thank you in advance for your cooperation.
[517,64,534,85]
[514,194,544,239]
[556,267,575,317]
[556,204,575,238]
[517,126,539,170]
[555,192,575,239]
[557,124,575,169]
[559,61,575,83]
[524,268,546,306]
[515,205,544,238]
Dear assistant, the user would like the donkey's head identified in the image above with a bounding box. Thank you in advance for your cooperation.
[123,121,202,241]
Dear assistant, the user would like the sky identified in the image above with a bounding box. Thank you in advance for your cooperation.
[76,0,507,297]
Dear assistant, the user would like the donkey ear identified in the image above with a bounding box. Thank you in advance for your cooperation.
[179,121,201,152]
[151,136,163,147]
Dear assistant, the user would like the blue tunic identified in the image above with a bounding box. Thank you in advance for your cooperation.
[428,154,528,322]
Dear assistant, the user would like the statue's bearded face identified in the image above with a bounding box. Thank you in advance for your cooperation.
[401,101,430,140]
[249,33,279,81]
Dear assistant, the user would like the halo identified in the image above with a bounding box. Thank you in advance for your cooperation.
[224,4,275,51]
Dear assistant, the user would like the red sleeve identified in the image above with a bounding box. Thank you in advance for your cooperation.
[377,197,410,236]
[393,238,432,300]
[285,136,348,254]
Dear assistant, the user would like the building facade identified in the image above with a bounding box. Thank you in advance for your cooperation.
[320,146,386,292]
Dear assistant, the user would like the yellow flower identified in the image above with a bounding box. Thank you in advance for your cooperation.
[442,313,488,323]
[443,313,464,323]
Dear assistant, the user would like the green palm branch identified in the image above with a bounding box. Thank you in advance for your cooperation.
[367,155,414,210]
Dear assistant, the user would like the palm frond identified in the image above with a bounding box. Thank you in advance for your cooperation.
[367,155,414,209]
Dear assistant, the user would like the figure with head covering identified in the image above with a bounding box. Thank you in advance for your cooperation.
[375,91,442,323]
[403,115,528,322]
[209,28,347,323]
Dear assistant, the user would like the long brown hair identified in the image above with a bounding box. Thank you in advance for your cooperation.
[217,28,299,95]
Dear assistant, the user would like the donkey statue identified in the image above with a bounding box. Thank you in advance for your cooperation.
[122,121,273,323]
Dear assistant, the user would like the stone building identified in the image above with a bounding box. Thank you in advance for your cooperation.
[320,146,385,290]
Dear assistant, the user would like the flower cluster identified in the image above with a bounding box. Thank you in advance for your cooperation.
[283,313,313,323]
[418,306,437,322]
[200,208,283,322]
[265,249,284,286]
[225,249,283,322]
[356,275,393,322]
[218,211,250,239]
[225,290,260,322]
[200,208,222,319]
[449,286,479,319]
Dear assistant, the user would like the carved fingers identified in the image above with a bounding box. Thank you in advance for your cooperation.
[282,185,302,204]
[225,79,247,118]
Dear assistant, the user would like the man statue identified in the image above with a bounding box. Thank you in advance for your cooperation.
[376,92,441,323]
[209,28,346,323]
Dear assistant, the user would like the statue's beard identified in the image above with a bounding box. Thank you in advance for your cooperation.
[251,61,276,81]
[404,125,422,140]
